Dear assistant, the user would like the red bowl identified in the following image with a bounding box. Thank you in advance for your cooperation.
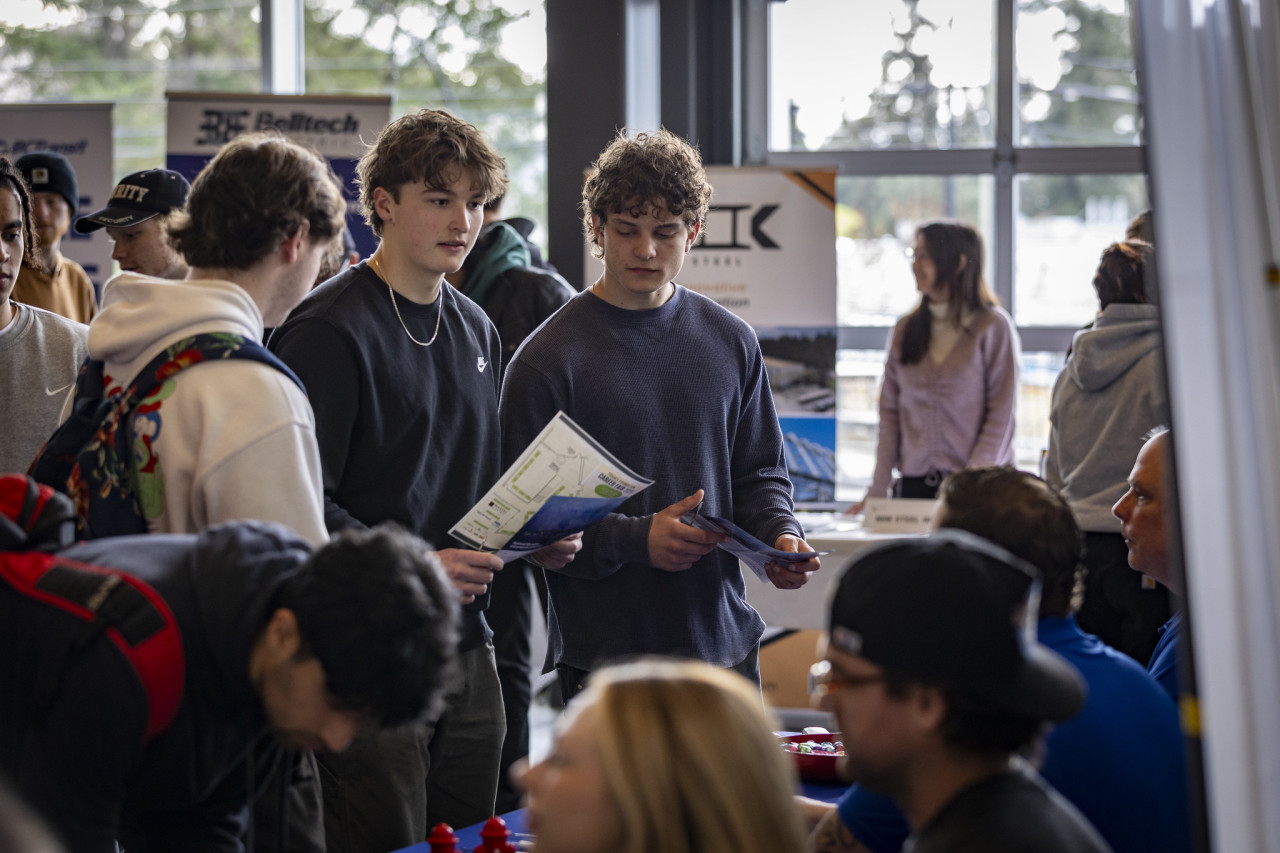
[779,732,844,783]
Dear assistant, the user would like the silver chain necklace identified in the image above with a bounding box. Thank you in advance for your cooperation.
[370,254,444,347]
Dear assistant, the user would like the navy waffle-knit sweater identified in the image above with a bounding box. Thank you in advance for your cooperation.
[499,285,800,671]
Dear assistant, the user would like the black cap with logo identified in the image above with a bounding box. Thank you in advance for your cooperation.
[74,169,191,233]
[828,529,1086,722]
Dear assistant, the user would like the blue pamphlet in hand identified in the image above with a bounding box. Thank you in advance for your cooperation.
[680,502,831,581]
[499,494,629,557]
[450,411,654,563]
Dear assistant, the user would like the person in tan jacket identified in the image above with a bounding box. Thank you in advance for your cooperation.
[13,152,96,324]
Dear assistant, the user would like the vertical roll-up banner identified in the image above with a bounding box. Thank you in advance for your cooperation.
[582,167,840,505]
[165,92,392,260]
[0,103,115,299]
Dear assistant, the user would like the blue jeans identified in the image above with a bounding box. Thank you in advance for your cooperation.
[317,643,505,853]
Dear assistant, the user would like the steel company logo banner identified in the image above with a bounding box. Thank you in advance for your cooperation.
[166,92,392,258]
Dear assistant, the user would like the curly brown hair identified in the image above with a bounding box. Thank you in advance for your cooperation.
[0,157,43,274]
[581,129,713,259]
[356,109,508,236]
[168,132,345,271]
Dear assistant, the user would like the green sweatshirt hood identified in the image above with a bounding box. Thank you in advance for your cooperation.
[459,221,531,307]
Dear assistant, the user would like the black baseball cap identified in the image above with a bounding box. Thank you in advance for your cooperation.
[827,529,1085,722]
[16,151,79,215]
[74,169,191,233]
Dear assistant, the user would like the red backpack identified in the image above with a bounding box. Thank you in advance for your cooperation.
[0,474,185,742]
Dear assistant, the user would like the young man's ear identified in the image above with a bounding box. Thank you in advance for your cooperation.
[685,221,701,253]
[373,186,396,227]
[262,608,303,662]
[280,220,312,264]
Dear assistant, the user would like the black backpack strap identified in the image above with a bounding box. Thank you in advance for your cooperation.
[0,475,78,552]
[0,552,185,742]
[29,333,305,539]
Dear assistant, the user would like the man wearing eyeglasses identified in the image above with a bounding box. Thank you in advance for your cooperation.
[808,530,1111,853]
[804,468,1191,853]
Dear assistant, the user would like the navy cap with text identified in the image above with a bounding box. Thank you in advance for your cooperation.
[74,169,191,233]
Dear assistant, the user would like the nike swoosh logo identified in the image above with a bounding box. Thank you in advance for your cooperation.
[45,383,73,397]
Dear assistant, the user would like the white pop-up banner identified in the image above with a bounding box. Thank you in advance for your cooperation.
[685,166,837,327]
[696,167,840,504]
[166,92,392,258]
[0,103,114,297]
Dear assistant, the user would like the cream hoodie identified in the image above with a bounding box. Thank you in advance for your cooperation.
[77,273,328,545]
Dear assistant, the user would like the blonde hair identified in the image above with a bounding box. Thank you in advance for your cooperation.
[579,659,807,853]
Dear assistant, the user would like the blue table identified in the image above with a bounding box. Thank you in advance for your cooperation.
[392,780,847,851]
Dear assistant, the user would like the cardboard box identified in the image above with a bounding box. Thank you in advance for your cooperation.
[760,629,823,709]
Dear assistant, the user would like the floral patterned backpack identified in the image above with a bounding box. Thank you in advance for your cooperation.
[29,333,303,538]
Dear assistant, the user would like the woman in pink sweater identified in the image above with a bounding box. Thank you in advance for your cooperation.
[850,222,1020,514]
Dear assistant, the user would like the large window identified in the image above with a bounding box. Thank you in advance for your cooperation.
[0,0,549,241]
[770,0,997,153]
[836,175,994,327]
[0,0,262,174]
[304,0,550,228]
[751,0,1145,496]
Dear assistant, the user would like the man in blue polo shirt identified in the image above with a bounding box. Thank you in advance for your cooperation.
[1112,427,1183,699]
[806,468,1190,853]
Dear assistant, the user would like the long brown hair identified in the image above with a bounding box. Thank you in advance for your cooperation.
[900,222,996,366]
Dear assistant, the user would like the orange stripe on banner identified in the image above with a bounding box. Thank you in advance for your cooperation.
[784,171,837,210]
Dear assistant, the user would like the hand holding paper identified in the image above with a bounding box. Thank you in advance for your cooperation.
[649,490,728,572]
[679,502,832,583]
[764,534,821,589]
[436,548,504,604]
[450,412,653,563]
[529,532,583,570]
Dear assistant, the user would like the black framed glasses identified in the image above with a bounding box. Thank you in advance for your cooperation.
[809,660,885,698]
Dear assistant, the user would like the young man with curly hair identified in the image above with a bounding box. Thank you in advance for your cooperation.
[269,108,568,851]
[499,129,820,703]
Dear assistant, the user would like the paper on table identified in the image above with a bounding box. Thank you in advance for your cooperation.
[450,411,653,562]
[680,504,832,582]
